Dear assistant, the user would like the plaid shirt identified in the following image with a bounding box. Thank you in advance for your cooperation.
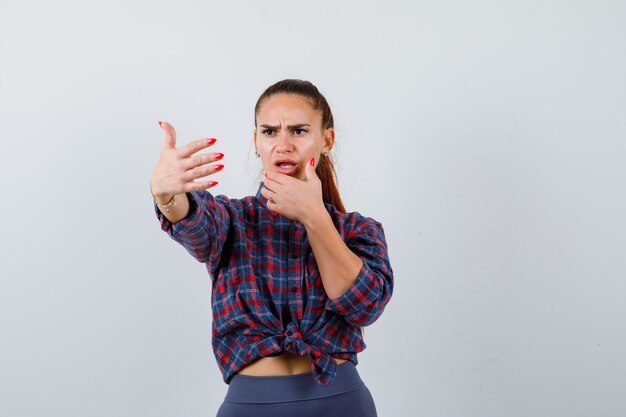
[154,181,394,386]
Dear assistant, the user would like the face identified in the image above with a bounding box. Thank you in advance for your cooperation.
[254,93,334,181]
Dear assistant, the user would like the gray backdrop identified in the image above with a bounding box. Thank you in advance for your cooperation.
[1,0,625,416]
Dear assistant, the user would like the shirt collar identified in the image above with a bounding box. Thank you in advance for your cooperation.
[255,181,268,207]
[256,181,281,217]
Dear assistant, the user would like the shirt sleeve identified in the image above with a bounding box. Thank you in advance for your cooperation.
[154,190,230,268]
[324,218,394,327]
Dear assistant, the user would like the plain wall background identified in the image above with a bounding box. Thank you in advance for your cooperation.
[1,0,625,416]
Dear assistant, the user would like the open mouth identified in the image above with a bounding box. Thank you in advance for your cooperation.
[274,159,298,174]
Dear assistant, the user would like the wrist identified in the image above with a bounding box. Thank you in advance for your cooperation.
[149,180,174,204]
[302,204,331,230]
[154,193,174,204]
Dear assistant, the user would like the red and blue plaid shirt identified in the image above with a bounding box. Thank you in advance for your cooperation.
[154,181,394,386]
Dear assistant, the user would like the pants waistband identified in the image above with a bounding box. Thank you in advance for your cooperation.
[224,361,365,403]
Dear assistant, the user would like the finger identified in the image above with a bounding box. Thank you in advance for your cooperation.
[178,137,218,159]
[304,156,316,180]
[263,176,284,193]
[181,159,225,182]
[183,179,219,193]
[260,186,274,202]
[264,170,288,186]
[264,176,288,192]
[159,121,177,150]
[262,183,274,193]
[181,151,224,171]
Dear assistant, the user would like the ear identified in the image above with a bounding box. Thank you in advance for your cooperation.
[253,128,257,151]
[322,127,335,154]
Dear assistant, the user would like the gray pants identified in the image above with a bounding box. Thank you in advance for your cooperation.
[216,361,378,417]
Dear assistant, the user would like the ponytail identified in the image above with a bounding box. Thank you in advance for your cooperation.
[315,149,345,213]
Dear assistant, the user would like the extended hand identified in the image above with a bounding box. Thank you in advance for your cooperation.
[150,121,224,199]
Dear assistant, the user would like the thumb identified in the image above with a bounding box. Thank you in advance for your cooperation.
[158,121,177,150]
[305,156,317,180]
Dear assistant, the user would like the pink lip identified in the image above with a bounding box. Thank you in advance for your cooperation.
[275,164,297,175]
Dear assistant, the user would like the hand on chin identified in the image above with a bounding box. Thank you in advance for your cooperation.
[262,157,324,223]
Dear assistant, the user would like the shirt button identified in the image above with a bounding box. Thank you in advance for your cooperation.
[291,286,297,292]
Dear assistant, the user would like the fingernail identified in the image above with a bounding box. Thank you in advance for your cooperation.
[310,157,315,166]
[264,172,268,178]
[214,164,224,171]
[209,181,218,187]
[158,121,163,129]
[214,152,224,160]
[207,138,217,145]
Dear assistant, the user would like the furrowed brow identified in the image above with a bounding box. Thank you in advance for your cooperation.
[260,123,311,129]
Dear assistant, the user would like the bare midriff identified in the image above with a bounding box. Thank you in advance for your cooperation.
[237,350,348,376]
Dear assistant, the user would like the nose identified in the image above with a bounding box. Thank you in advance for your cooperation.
[276,130,294,152]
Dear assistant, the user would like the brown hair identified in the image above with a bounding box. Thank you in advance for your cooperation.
[254,79,346,213]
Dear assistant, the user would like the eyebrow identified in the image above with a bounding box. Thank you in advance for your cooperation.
[260,123,311,129]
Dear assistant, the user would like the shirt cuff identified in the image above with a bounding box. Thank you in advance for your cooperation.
[324,260,390,327]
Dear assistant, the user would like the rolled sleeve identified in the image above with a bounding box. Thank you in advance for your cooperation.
[154,190,230,267]
[324,219,394,327]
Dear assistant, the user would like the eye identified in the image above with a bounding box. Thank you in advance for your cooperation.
[293,129,307,135]
[262,129,274,136]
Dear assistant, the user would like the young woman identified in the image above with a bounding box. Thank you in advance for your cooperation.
[149,79,394,417]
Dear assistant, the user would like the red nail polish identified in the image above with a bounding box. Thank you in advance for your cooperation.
[264,172,268,178]
[214,152,224,160]
[207,138,217,145]
[214,164,224,171]
[310,157,315,166]
[209,181,218,187]
[158,121,163,129]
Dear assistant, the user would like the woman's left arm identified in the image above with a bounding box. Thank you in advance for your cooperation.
[304,209,394,327]
[303,209,364,300]
[262,163,393,327]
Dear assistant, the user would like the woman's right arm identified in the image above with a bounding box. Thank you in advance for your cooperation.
[150,121,227,264]
[153,190,230,265]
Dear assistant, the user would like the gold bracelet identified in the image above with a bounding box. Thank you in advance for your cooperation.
[150,181,177,213]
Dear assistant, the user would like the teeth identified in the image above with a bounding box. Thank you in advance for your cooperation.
[278,163,295,168]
